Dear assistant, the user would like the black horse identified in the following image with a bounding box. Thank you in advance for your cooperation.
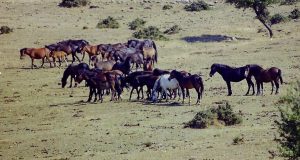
[209,63,251,96]
[61,63,90,88]
[46,39,89,63]
[112,57,131,75]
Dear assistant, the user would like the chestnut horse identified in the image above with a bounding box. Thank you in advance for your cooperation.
[81,45,99,65]
[20,48,52,69]
[50,51,68,67]
[169,70,204,105]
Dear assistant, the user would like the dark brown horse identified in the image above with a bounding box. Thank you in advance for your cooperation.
[61,63,90,88]
[247,65,283,95]
[20,48,52,69]
[169,70,204,105]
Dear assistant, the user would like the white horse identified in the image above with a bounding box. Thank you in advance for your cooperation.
[151,74,183,102]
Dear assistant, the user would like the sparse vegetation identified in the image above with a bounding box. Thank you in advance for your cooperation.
[129,18,146,30]
[164,25,182,35]
[276,81,300,159]
[232,135,245,145]
[162,4,173,10]
[0,26,13,34]
[184,1,211,12]
[184,101,242,129]
[289,8,300,19]
[96,16,120,29]
[132,26,168,41]
[270,14,289,25]
[59,0,90,8]
[281,0,300,5]
[82,26,88,30]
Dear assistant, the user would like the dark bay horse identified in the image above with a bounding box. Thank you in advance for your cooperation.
[61,63,90,88]
[209,63,251,96]
[20,48,52,69]
[112,57,131,75]
[169,70,204,105]
[246,65,283,95]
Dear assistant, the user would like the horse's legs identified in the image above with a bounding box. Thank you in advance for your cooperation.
[40,58,45,68]
[275,80,280,94]
[226,81,232,96]
[271,81,274,95]
[53,57,57,67]
[182,88,185,104]
[245,78,253,95]
[196,87,201,105]
[69,75,74,88]
[31,58,34,69]
[58,58,62,67]
[129,87,135,101]
[64,57,68,67]
[87,87,92,102]
[261,83,264,96]
[88,55,91,66]
[256,82,260,96]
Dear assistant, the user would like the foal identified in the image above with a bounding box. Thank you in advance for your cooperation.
[50,51,68,67]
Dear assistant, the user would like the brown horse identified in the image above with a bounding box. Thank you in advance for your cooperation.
[20,48,52,69]
[81,45,99,65]
[90,56,116,71]
[50,51,68,67]
[254,67,283,95]
[142,47,156,65]
[143,59,154,71]
[169,70,204,105]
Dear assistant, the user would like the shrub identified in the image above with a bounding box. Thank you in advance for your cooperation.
[162,4,173,10]
[164,25,182,35]
[211,102,242,126]
[97,16,120,29]
[132,26,168,41]
[0,26,13,34]
[82,26,88,30]
[129,18,146,30]
[276,81,300,159]
[289,8,300,19]
[185,101,242,129]
[232,135,245,145]
[59,0,90,8]
[270,14,289,25]
[184,1,211,12]
[281,0,300,5]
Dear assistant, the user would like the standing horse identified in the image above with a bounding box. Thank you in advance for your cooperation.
[112,57,131,75]
[81,45,100,65]
[209,63,251,96]
[169,70,204,105]
[61,63,90,88]
[50,51,68,67]
[128,39,158,63]
[20,48,52,69]
[90,56,116,71]
[250,66,283,95]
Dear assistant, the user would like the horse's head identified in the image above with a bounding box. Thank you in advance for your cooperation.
[19,48,27,59]
[168,70,177,81]
[209,64,218,77]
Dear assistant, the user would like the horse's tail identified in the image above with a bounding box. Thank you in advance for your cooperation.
[152,41,158,63]
[278,69,283,84]
[196,75,204,98]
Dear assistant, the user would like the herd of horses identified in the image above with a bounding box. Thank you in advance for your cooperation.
[19,39,284,105]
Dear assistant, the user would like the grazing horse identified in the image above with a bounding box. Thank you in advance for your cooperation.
[209,63,251,96]
[50,51,68,67]
[81,45,100,65]
[169,70,204,105]
[20,48,52,69]
[112,57,131,75]
[248,66,283,95]
[61,63,90,88]
[135,74,159,99]
[90,56,116,71]
[123,71,153,100]
[151,74,182,102]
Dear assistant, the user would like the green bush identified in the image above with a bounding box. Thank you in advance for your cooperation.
[132,26,168,41]
[184,1,211,12]
[185,101,242,129]
[162,4,173,10]
[270,14,289,25]
[59,0,90,8]
[164,25,182,35]
[97,16,120,29]
[211,102,243,126]
[184,110,216,129]
[232,135,245,145]
[129,18,146,30]
[276,81,300,159]
[281,0,300,5]
[289,8,300,19]
[0,26,13,34]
